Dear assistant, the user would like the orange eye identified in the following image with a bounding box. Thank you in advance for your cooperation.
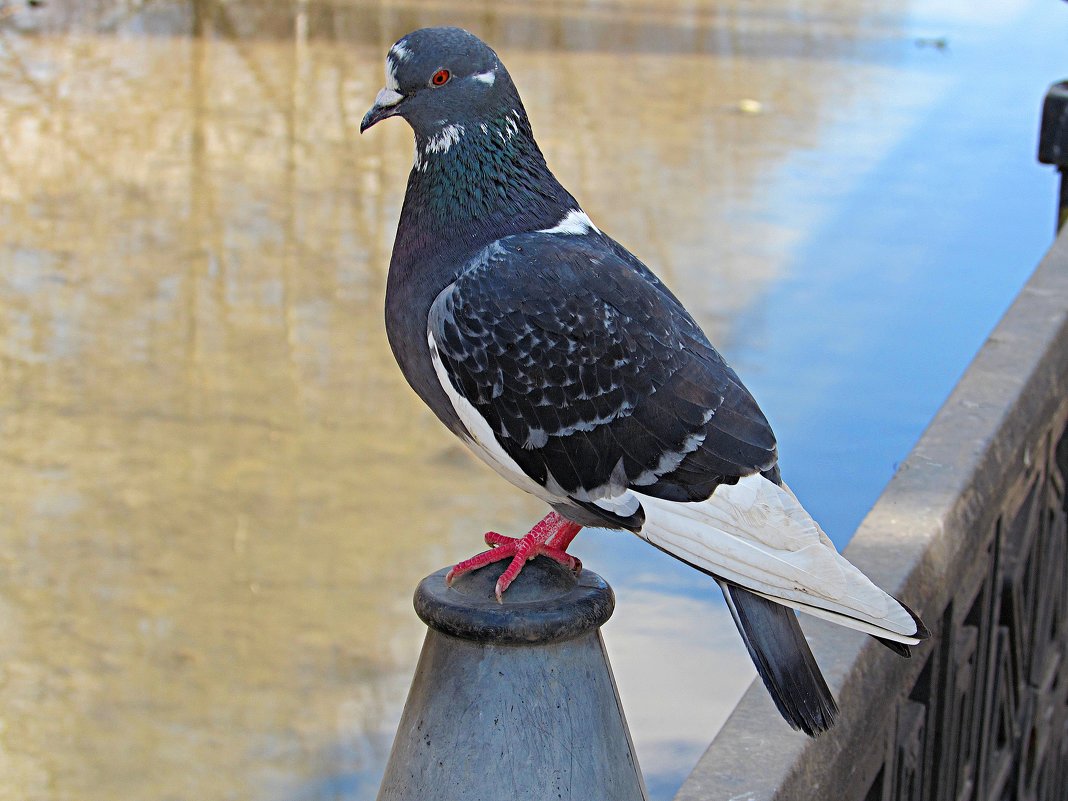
[431,69,451,87]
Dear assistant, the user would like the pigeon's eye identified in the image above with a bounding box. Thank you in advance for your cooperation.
[430,69,451,87]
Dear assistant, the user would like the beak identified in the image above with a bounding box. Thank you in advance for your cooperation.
[360,88,405,133]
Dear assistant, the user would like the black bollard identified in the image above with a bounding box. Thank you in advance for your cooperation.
[376,557,649,801]
[1038,79,1068,232]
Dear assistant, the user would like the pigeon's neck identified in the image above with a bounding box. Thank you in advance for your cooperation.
[384,108,581,438]
[394,109,578,274]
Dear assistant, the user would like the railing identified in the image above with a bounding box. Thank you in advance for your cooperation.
[675,224,1068,801]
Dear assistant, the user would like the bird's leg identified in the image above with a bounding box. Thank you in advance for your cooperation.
[444,511,583,601]
[490,512,584,600]
[483,531,577,568]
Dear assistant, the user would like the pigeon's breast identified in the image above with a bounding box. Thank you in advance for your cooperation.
[383,249,470,439]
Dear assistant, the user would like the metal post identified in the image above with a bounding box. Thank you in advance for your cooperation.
[377,558,649,801]
[1038,80,1068,232]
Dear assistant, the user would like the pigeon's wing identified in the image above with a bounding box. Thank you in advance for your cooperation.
[427,232,777,530]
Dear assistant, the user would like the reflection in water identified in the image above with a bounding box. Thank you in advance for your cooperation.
[0,1,1063,799]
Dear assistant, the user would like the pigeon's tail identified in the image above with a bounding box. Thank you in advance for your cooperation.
[635,476,928,648]
[719,581,839,736]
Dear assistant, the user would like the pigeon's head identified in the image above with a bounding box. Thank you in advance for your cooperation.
[360,28,521,138]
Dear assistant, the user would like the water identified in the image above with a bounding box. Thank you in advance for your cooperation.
[0,1,1064,799]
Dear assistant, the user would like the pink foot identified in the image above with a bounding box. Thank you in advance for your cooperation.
[445,512,583,602]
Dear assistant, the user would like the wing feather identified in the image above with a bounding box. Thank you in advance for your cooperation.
[428,231,777,523]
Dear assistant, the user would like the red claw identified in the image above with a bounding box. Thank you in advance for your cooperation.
[445,512,583,601]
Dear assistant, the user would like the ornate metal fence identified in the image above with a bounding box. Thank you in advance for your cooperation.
[878,405,1068,801]
[676,229,1068,801]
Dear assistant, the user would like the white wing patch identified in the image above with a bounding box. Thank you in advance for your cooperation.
[539,209,600,235]
[632,410,713,486]
[633,475,922,642]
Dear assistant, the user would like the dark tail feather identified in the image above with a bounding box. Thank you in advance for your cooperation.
[875,636,913,657]
[719,581,839,736]
[874,596,931,657]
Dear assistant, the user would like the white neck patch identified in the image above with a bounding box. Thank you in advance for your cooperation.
[482,110,521,144]
[473,70,495,85]
[425,124,466,156]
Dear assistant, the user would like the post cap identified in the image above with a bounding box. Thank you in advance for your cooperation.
[413,557,614,645]
[1038,80,1068,166]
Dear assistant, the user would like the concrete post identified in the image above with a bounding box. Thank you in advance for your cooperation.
[1038,79,1068,231]
[376,557,648,801]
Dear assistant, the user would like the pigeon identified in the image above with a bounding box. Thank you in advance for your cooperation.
[361,27,928,736]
